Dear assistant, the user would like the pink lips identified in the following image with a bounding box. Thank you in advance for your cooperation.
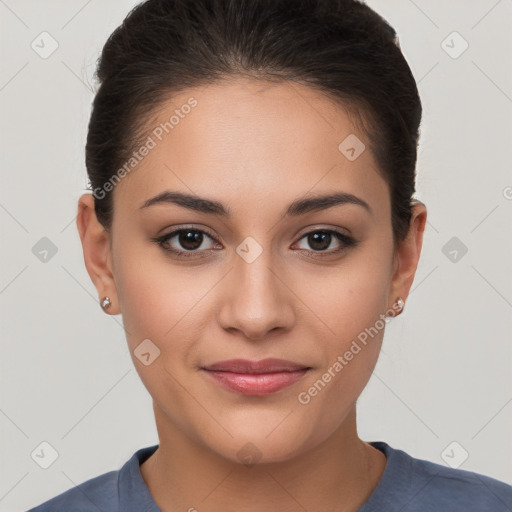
[201,358,311,395]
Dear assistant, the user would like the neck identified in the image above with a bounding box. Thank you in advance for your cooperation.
[140,404,387,512]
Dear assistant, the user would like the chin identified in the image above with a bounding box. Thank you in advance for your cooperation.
[202,416,318,466]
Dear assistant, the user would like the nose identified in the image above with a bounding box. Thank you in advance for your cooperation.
[217,247,295,341]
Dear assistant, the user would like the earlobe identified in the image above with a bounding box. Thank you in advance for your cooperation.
[76,193,120,315]
[387,200,427,312]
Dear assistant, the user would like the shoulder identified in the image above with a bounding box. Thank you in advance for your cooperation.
[365,441,512,511]
[26,445,159,512]
[26,469,119,511]
[410,453,512,509]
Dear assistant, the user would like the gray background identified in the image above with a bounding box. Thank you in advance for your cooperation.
[1,0,511,510]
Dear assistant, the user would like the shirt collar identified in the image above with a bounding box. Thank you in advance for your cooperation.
[119,444,160,511]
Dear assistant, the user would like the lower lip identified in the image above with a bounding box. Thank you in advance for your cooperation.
[201,369,310,395]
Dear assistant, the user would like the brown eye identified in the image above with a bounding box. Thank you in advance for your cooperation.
[153,227,220,258]
[294,229,357,257]
[175,230,204,251]
[306,231,332,251]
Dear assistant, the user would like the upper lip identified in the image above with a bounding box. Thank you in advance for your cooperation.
[201,358,311,374]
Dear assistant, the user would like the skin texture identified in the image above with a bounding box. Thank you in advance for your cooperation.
[77,77,427,511]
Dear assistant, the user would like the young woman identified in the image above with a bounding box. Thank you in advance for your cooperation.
[28,0,512,510]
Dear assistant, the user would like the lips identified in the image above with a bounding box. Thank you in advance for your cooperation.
[201,358,310,374]
[201,358,311,395]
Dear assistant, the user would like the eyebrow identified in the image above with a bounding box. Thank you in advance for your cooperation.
[140,190,372,217]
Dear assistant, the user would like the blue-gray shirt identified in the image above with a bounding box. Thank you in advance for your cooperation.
[27,441,512,511]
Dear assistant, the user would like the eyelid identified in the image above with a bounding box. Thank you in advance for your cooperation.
[153,224,357,258]
[292,228,356,254]
[150,225,222,262]
[155,225,219,248]
[294,223,352,238]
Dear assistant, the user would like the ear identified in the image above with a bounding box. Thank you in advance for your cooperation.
[76,193,120,315]
[388,200,427,313]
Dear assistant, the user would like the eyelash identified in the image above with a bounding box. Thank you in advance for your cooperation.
[151,225,358,260]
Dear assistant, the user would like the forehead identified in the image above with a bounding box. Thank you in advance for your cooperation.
[113,77,389,217]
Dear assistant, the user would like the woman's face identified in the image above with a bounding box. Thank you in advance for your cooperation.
[82,77,425,463]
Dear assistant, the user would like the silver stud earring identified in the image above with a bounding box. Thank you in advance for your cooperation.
[386,297,405,318]
[100,296,112,311]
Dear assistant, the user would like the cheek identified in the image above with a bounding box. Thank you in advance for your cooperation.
[295,282,388,440]
[291,240,392,406]
[114,263,165,347]
[113,252,203,417]
[293,249,391,344]
[113,244,217,391]
[113,241,204,341]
